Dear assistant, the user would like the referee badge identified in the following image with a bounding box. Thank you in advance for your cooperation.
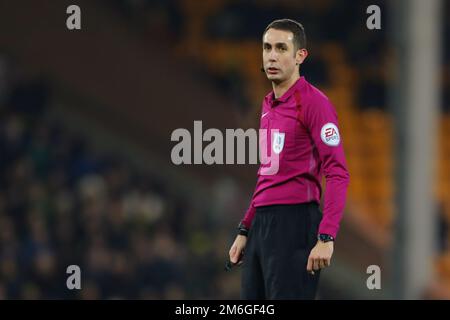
[272,132,285,154]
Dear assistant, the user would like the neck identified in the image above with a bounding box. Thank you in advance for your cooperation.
[273,73,300,99]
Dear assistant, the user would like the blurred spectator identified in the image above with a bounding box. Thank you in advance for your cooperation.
[0,61,224,299]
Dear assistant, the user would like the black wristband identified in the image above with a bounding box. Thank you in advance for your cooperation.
[318,233,334,242]
[237,222,249,237]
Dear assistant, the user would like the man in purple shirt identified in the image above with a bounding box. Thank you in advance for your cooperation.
[228,19,350,299]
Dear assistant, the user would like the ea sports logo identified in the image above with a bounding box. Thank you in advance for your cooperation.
[325,127,336,138]
[320,123,340,147]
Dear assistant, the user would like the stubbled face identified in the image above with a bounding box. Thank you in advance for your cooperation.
[262,28,306,84]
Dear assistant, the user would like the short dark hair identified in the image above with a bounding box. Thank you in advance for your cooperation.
[263,19,307,52]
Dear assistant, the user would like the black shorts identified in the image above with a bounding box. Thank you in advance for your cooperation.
[241,202,322,300]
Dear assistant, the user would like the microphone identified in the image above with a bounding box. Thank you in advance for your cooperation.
[224,260,234,271]
[224,251,244,271]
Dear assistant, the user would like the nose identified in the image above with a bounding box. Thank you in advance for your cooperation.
[268,49,277,61]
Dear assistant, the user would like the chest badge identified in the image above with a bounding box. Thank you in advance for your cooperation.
[272,131,285,154]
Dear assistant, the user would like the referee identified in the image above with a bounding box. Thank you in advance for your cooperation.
[228,19,350,300]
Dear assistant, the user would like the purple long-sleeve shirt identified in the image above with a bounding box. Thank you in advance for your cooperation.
[241,76,350,238]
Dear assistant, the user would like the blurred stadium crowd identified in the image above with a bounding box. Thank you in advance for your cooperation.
[0,62,242,299]
[0,0,449,299]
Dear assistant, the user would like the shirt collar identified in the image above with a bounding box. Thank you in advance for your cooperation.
[265,76,306,104]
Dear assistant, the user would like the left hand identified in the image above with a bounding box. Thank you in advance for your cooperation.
[306,240,334,275]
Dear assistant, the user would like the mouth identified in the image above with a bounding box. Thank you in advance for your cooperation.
[266,67,279,74]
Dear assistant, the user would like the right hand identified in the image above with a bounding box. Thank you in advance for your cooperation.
[228,235,247,265]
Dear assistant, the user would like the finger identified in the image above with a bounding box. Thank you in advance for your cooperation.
[229,250,234,262]
[236,250,244,263]
[234,248,244,263]
[324,259,330,267]
[313,258,320,271]
[230,247,237,263]
[235,250,244,264]
[320,259,327,269]
[306,257,313,272]
[317,259,323,269]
